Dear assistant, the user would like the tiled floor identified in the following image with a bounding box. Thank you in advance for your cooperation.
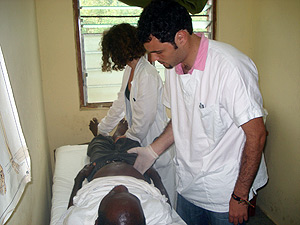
[246,206,276,225]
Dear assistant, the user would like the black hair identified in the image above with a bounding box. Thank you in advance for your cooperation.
[137,0,193,46]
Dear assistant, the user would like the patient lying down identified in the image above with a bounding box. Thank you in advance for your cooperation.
[56,119,184,225]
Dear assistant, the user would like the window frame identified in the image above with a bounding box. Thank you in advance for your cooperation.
[73,0,217,109]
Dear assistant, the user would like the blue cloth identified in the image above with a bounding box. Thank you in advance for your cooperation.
[176,194,245,225]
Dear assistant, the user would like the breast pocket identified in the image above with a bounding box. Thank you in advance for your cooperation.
[199,104,231,151]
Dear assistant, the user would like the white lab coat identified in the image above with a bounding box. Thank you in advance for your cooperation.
[98,56,167,146]
[163,35,268,212]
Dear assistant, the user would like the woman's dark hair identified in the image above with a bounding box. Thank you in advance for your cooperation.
[101,23,146,72]
[137,0,193,46]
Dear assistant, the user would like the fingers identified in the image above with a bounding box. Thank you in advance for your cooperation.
[89,118,99,136]
[119,118,128,126]
[89,118,98,124]
[127,148,138,154]
[229,213,247,225]
[229,198,248,225]
[127,146,158,174]
[229,215,233,223]
[243,214,248,223]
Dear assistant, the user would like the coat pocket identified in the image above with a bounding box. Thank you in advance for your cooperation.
[199,104,231,151]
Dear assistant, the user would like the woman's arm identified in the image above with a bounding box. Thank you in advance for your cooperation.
[97,68,130,135]
[126,62,163,142]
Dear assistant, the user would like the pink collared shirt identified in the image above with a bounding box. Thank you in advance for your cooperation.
[175,33,209,75]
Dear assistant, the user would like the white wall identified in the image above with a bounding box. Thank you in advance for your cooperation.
[0,0,51,224]
[35,0,106,164]
[217,0,300,224]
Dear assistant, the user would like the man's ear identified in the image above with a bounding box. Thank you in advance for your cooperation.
[175,30,188,47]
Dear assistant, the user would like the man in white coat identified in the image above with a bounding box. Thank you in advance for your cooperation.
[128,1,268,225]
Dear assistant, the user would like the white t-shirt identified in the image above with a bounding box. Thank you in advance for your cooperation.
[57,176,185,225]
[163,34,268,212]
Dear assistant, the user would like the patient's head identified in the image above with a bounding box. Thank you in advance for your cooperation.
[95,185,146,225]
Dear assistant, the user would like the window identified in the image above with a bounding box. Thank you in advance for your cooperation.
[73,0,216,108]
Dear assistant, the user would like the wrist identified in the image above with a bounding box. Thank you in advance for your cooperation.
[148,145,159,159]
[233,183,249,199]
[231,192,255,208]
[150,143,163,156]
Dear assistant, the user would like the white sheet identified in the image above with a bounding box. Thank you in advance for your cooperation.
[50,145,90,225]
[50,145,185,225]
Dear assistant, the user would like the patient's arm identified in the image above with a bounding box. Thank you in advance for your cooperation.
[112,118,128,141]
[89,118,99,137]
[89,118,128,141]
[68,163,95,208]
[145,167,171,205]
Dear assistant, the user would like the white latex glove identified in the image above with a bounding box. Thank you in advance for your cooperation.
[127,145,158,174]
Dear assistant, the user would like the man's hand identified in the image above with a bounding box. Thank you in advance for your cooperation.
[127,145,158,174]
[229,117,266,224]
[229,197,248,224]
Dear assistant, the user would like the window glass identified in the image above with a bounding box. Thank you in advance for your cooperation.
[74,0,215,106]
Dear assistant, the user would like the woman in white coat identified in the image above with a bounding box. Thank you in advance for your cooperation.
[89,23,176,206]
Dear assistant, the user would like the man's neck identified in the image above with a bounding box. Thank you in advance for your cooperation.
[181,33,201,74]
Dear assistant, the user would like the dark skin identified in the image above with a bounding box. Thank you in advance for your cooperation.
[68,162,170,208]
[96,185,146,225]
[68,119,170,224]
[68,162,170,225]
[88,118,170,200]
[89,118,128,142]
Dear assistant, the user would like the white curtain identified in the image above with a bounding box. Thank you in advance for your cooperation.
[0,46,31,225]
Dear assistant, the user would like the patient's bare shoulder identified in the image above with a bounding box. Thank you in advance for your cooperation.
[92,161,146,181]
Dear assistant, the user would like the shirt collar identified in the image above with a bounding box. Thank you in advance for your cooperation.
[175,32,209,75]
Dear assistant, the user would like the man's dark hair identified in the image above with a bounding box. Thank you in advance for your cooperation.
[137,0,193,46]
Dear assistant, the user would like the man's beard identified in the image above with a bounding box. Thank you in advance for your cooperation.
[158,61,173,69]
[164,64,173,69]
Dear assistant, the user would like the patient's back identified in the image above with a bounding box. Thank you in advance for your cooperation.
[92,161,146,181]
